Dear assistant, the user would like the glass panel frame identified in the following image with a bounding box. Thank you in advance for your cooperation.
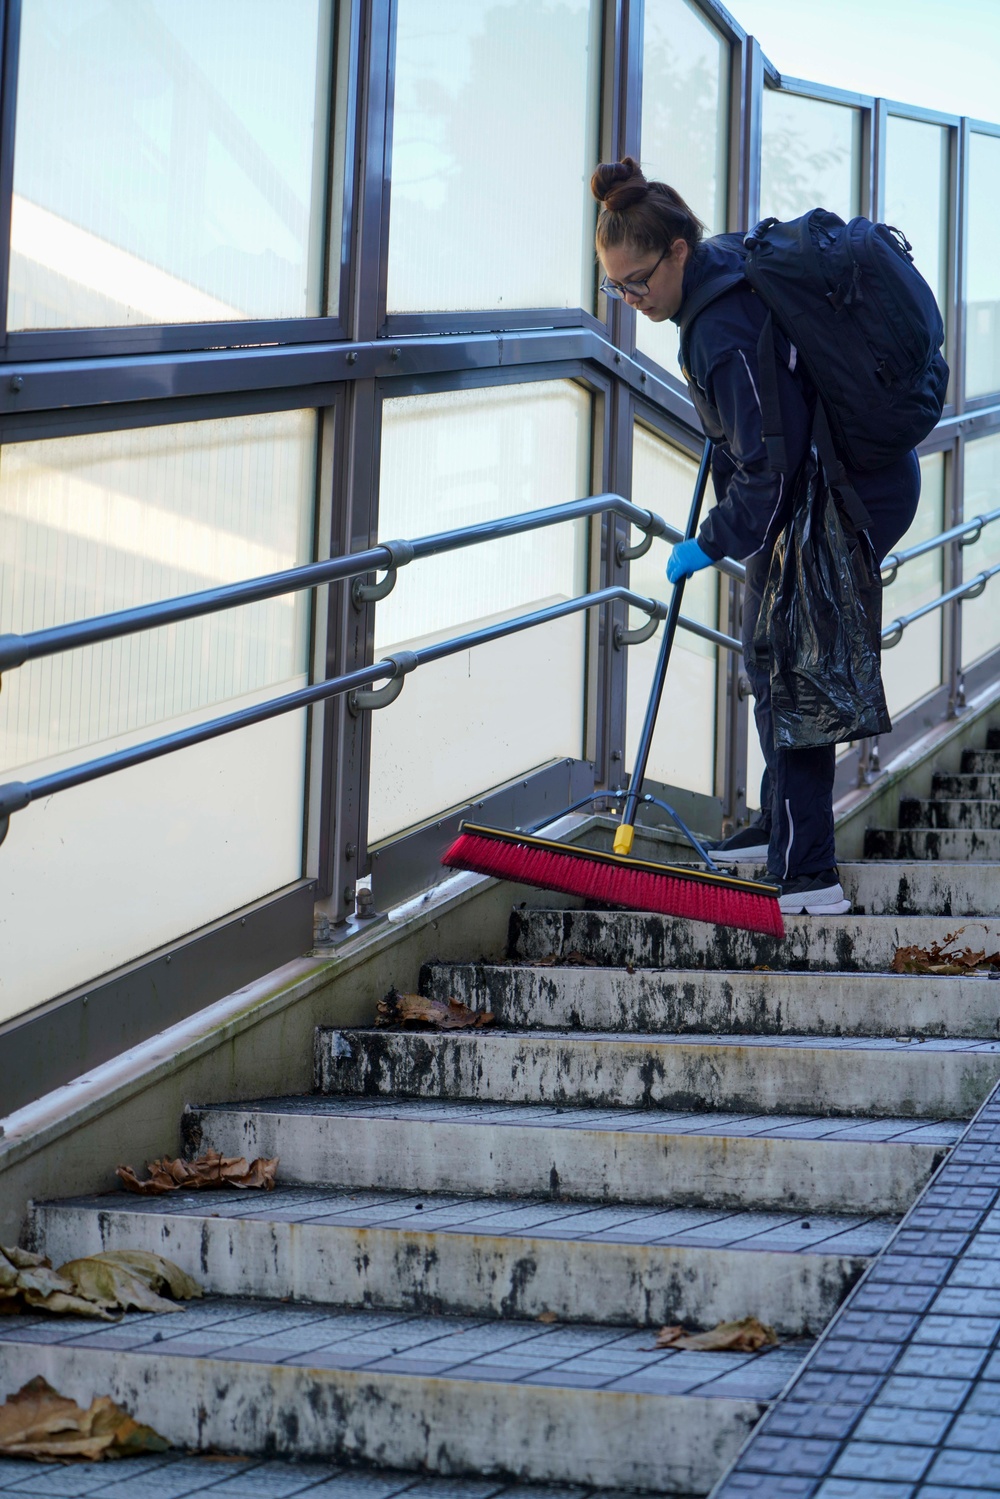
[884,114,951,348]
[367,373,595,845]
[0,403,318,1021]
[960,429,1000,668]
[965,129,1000,403]
[634,0,731,382]
[880,450,946,718]
[384,0,604,320]
[1,0,354,360]
[760,87,864,224]
[626,417,719,799]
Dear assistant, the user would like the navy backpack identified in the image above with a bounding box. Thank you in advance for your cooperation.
[679,209,950,528]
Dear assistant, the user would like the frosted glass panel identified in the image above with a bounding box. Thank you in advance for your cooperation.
[386,0,602,314]
[962,431,1000,665]
[760,92,862,223]
[881,452,945,718]
[966,133,1000,399]
[0,410,316,1020]
[370,382,592,842]
[636,0,729,380]
[885,117,950,343]
[627,427,718,795]
[10,0,334,329]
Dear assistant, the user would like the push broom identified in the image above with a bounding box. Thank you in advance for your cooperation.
[442,440,784,938]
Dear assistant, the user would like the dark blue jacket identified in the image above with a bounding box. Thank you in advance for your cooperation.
[673,234,921,565]
[673,235,811,563]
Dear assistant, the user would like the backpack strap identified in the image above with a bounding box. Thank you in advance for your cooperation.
[811,399,874,534]
[754,310,790,474]
[677,270,745,376]
[755,310,874,534]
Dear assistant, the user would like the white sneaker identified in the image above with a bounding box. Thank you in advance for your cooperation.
[778,870,852,916]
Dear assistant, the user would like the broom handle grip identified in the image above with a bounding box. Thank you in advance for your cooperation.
[620,438,714,832]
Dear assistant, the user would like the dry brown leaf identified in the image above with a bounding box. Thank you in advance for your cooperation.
[537,1310,559,1323]
[56,1257,195,1315]
[892,938,1000,976]
[116,1148,278,1195]
[0,1246,116,1321]
[563,951,600,968]
[0,1376,168,1461]
[376,987,494,1030]
[651,1316,779,1352]
[85,1251,202,1302]
[0,1246,203,1320]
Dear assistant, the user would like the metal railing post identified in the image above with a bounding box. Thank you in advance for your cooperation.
[946,440,966,717]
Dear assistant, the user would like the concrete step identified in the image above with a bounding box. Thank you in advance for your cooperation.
[0,1299,806,1490]
[423,960,1000,1039]
[505,908,1000,973]
[29,1189,889,1336]
[186,1097,960,1215]
[836,860,1000,916]
[900,797,1000,831]
[863,826,1000,860]
[661,860,1000,917]
[317,1028,1000,1120]
[0,1456,651,1499]
[961,747,1000,773]
[932,771,1000,799]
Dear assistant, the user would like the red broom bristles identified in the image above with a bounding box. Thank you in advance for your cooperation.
[443,827,784,938]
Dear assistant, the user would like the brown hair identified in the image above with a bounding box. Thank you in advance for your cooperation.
[591,157,705,257]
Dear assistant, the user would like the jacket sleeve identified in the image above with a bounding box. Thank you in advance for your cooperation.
[694,346,810,563]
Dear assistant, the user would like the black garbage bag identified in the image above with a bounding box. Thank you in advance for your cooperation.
[753,445,891,749]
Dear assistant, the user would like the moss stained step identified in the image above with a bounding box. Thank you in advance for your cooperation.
[29,1190,890,1336]
[803,861,1000,917]
[422,960,1000,1039]
[504,909,1000,973]
[316,1028,1000,1120]
[961,748,1000,773]
[656,861,1000,917]
[863,826,1000,860]
[931,771,1000,799]
[0,1299,803,1492]
[899,797,1000,831]
[185,1097,960,1216]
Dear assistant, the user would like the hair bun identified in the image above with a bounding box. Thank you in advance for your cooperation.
[591,156,649,212]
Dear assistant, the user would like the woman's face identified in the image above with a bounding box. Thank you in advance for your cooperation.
[600,237,690,321]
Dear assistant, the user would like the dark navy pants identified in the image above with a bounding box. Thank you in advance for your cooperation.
[743,451,922,882]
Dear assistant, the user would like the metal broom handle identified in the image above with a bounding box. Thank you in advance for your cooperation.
[615,438,714,852]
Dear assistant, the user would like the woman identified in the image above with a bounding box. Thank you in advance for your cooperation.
[591,157,920,916]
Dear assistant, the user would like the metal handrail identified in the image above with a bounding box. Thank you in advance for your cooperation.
[0,491,670,675]
[0,584,667,842]
[881,506,1000,585]
[882,562,1000,649]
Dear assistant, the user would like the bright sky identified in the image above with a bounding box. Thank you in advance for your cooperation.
[729,0,1000,123]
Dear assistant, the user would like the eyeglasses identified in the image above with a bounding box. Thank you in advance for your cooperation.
[599,246,668,301]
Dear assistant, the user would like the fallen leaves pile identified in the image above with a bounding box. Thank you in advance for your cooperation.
[117,1148,278,1195]
[376,987,494,1030]
[0,1246,202,1321]
[0,1376,168,1461]
[893,926,1000,976]
[650,1316,779,1352]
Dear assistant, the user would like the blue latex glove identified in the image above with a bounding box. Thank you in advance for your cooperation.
[666,538,712,584]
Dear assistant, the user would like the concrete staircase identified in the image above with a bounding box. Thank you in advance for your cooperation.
[9,738,1000,1496]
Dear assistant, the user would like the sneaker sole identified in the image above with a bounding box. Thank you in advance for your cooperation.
[778,896,852,916]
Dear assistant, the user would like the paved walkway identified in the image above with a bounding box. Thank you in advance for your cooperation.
[0,1459,645,1499]
[712,1078,1000,1498]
